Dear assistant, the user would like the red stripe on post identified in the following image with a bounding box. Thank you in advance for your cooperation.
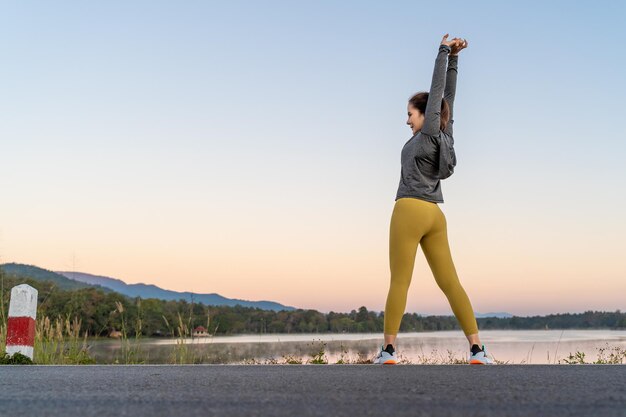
[6,316,36,346]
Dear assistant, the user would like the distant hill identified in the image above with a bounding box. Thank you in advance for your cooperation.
[475,312,513,318]
[0,263,112,292]
[55,270,296,312]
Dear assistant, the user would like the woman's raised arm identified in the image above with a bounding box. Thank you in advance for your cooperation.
[443,54,458,136]
[443,38,468,136]
[421,35,454,137]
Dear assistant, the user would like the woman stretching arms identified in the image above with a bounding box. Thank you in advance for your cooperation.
[373,34,494,365]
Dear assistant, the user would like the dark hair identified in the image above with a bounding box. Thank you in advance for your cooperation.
[408,92,449,132]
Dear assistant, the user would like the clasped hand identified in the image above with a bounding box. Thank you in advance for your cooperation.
[440,33,468,56]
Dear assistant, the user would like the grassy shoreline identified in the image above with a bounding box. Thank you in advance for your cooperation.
[2,316,625,365]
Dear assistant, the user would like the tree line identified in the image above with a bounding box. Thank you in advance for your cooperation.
[1,272,624,337]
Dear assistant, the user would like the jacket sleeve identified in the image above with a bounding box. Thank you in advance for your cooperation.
[421,44,451,137]
[436,134,457,179]
[442,54,458,136]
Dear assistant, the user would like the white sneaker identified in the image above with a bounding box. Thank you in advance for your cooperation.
[373,343,397,364]
[469,344,494,365]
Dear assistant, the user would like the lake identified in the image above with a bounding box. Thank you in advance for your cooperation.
[86,329,626,364]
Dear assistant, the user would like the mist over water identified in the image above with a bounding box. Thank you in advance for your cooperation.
[88,330,626,364]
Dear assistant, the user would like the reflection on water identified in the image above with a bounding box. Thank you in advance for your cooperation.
[87,330,626,364]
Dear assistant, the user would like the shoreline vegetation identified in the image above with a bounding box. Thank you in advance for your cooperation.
[2,328,625,365]
[1,268,625,365]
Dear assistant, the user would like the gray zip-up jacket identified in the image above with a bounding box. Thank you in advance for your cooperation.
[395,43,458,203]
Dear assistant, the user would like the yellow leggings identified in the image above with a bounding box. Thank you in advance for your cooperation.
[384,197,479,337]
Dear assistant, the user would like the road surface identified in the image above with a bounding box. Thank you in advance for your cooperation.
[0,365,624,416]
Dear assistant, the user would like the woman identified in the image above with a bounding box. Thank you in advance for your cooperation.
[373,34,493,365]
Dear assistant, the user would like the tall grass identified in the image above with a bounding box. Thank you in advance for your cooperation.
[0,321,6,357]
[161,309,217,364]
[112,300,145,364]
[0,269,6,356]
[34,316,95,364]
[560,342,626,364]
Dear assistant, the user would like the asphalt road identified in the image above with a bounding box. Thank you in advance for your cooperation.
[0,365,624,417]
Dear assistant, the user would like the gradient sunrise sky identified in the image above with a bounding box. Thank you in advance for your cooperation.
[1,1,625,316]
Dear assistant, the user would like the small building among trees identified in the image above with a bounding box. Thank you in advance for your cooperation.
[193,326,208,337]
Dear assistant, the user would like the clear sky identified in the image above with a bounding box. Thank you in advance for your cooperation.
[1,1,625,316]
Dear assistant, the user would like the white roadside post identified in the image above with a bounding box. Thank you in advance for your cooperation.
[5,284,38,360]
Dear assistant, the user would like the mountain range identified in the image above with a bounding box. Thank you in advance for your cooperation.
[0,263,295,311]
[56,270,296,312]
